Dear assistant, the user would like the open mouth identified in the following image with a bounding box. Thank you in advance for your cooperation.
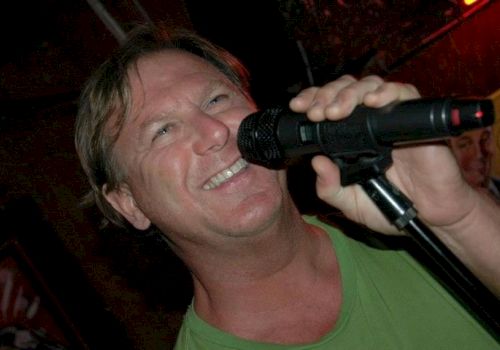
[203,158,249,190]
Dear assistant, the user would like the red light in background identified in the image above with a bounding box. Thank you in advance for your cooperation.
[475,110,484,119]
[458,0,489,18]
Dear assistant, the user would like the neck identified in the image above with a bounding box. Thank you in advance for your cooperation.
[185,211,342,344]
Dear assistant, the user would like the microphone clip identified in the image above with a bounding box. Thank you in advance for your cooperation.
[331,148,393,186]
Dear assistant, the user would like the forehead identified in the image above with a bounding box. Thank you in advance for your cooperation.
[459,128,492,141]
[129,50,224,94]
[124,50,234,118]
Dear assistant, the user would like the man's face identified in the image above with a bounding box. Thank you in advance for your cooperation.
[107,50,288,248]
[449,127,494,188]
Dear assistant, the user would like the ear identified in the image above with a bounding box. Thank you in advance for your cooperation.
[103,184,151,230]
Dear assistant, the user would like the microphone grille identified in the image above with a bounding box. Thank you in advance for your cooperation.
[237,106,285,168]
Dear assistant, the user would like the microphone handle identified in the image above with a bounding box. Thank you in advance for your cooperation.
[289,98,495,158]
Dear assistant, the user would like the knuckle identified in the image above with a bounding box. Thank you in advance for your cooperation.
[363,75,384,85]
[337,86,359,101]
[338,74,357,83]
[382,81,400,91]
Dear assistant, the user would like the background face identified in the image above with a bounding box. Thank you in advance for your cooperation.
[449,127,494,188]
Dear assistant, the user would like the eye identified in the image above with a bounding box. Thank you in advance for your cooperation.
[208,94,228,106]
[457,139,472,149]
[153,123,174,141]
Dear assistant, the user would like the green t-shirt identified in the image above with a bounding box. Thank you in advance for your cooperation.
[174,216,499,349]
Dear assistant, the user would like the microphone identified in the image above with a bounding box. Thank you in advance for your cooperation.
[237,98,495,169]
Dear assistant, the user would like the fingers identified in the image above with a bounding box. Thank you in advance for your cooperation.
[289,75,358,120]
[289,75,420,122]
[363,81,420,108]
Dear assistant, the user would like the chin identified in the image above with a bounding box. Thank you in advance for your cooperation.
[224,196,287,237]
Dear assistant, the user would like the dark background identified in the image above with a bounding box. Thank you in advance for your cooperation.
[0,0,499,348]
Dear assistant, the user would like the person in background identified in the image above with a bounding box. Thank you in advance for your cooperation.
[75,24,500,349]
[449,126,500,200]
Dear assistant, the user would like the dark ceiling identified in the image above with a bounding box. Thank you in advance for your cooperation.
[0,0,191,120]
[0,0,494,121]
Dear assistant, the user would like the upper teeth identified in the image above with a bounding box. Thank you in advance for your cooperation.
[203,158,248,190]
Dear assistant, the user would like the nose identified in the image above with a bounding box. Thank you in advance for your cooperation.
[471,142,482,159]
[191,112,230,155]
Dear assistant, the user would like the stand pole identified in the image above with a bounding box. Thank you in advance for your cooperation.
[361,175,500,341]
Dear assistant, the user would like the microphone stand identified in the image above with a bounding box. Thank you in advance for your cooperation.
[333,153,500,341]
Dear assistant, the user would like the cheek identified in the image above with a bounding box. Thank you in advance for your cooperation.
[483,145,494,159]
[132,152,188,208]
[456,150,475,169]
[458,155,470,168]
[228,104,257,127]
